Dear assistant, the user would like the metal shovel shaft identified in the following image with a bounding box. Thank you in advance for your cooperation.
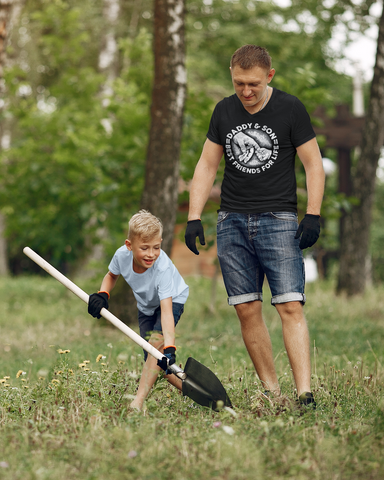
[23,247,186,379]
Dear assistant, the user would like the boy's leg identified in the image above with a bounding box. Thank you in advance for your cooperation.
[275,301,311,396]
[235,300,280,394]
[130,333,182,411]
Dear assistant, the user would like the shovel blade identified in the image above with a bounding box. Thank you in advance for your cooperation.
[181,357,232,411]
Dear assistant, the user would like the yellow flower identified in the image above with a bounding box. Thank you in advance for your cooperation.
[78,363,86,368]
[103,370,109,373]
[118,361,125,365]
[21,379,27,382]
[68,369,74,375]
[84,368,90,372]
[64,350,70,353]
[101,363,106,366]
[4,384,10,387]
[16,370,24,378]
[83,360,90,364]
[56,371,63,375]
[23,385,29,389]
[52,379,60,384]
[96,354,104,362]
[4,376,10,380]
[0,379,6,384]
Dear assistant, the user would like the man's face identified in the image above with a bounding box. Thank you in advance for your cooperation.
[231,65,275,113]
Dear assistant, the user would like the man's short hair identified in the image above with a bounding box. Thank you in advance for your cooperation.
[230,45,272,71]
[128,210,163,241]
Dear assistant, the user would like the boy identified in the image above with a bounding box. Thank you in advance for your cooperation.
[88,210,189,411]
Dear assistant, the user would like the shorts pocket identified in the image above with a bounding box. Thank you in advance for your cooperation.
[270,212,297,222]
[217,211,229,224]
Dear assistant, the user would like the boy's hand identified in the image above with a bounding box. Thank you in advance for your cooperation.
[88,292,109,318]
[157,346,176,374]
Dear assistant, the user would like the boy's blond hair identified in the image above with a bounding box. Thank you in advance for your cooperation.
[127,210,163,241]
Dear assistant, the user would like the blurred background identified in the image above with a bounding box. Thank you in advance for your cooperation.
[0,0,383,315]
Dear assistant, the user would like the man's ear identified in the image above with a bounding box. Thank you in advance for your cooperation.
[267,68,276,83]
[125,239,132,251]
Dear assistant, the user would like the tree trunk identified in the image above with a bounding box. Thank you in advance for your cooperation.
[140,0,186,255]
[0,0,23,276]
[337,4,384,295]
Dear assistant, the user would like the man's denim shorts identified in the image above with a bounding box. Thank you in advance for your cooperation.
[217,211,306,306]
[137,302,184,360]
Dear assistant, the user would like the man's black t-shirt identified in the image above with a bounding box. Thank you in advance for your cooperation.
[206,89,316,213]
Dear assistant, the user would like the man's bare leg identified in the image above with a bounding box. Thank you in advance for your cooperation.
[235,300,280,394]
[275,301,311,396]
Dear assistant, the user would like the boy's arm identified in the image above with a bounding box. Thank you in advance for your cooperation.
[160,296,175,348]
[99,271,119,294]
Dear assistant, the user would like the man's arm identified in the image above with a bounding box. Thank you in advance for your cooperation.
[296,137,325,215]
[188,139,224,220]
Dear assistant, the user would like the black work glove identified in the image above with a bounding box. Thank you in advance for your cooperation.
[294,214,321,249]
[88,292,109,318]
[157,346,176,375]
[185,219,205,255]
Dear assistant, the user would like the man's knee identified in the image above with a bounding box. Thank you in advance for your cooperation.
[235,300,263,324]
[276,301,303,316]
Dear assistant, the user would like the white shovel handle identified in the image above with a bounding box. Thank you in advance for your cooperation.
[23,246,186,378]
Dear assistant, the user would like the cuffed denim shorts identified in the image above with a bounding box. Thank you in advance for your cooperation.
[138,302,184,360]
[217,211,306,306]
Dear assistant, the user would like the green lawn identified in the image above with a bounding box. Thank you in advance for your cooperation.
[0,274,383,479]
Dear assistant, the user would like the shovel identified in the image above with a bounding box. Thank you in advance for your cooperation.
[23,247,232,411]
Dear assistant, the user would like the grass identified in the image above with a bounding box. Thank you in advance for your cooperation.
[0,273,384,479]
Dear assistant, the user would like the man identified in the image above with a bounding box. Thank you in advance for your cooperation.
[184,45,325,406]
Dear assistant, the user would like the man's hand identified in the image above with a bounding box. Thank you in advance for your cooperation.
[185,219,205,255]
[157,346,176,375]
[294,214,321,249]
[88,292,109,318]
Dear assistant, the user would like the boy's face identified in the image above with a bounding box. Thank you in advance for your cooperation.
[125,235,162,274]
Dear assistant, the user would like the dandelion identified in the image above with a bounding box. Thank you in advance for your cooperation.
[96,354,105,362]
[16,370,25,378]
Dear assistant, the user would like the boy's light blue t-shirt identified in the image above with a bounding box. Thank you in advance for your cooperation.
[108,246,189,316]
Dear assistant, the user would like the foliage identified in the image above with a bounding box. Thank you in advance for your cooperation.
[1,275,384,478]
[0,0,381,274]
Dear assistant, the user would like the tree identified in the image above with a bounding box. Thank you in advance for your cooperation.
[337,3,384,296]
[140,0,186,255]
